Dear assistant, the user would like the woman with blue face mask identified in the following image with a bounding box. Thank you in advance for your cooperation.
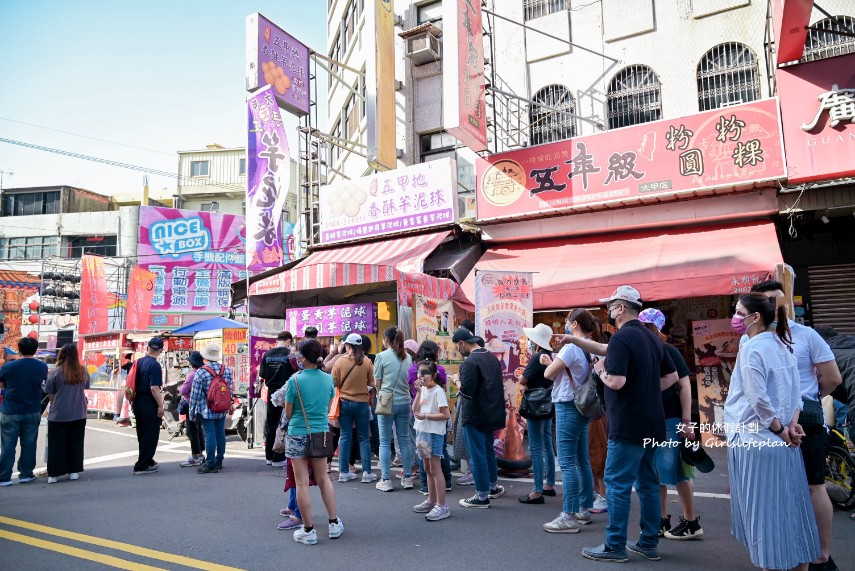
[725,293,819,570]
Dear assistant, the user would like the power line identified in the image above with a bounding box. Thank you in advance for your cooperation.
[0,137,245,193]
[0,117,175,156]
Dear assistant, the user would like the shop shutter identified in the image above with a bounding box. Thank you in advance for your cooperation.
[808,263,855,335]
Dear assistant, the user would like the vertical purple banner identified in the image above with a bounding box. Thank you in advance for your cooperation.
[249,335,277,399]
[247,85,290,272]
[286,303,379,337]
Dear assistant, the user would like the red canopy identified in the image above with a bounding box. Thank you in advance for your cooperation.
[463,221,782,310]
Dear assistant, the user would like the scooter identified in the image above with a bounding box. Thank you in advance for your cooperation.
[161,381,186,440]
[226,395,248,442]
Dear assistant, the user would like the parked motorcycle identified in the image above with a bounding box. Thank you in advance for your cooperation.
[226,395,248,442]
[161,380,185,440]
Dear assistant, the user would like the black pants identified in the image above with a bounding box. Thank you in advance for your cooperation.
[47,418,86,477]
[370,415,380,457]
[265,400,285,462]
[133,396,159,471]
[187,414,205,457]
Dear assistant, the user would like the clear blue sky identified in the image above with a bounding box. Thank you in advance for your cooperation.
[0,0,328,197]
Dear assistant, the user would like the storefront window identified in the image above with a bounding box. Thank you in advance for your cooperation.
[524,0,566,21]
[529,84,576,145]
[697,42,760,111]
[607,64,662,129]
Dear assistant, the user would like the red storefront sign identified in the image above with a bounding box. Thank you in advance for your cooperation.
[777,54,855,184]
[476,98,786,222]
[442,0,487,152]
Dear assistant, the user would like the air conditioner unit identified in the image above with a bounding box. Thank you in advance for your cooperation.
[406,30,441,66]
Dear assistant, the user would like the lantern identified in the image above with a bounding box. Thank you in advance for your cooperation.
[28,300,39,312]
[27,331,38,339]
[27,314,39,324]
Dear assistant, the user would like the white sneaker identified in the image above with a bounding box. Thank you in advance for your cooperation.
[266,460,273,465]
[414,499,435,513]
[456,472,474,486]
[401,476,415,489]
[338,472,357,483]
[18,476,36,483]
[574,510,592,525]
[543,513,581,534]
[591,493,608,513]
[328,518,344,539]
[293,526,317,545]
[425,504,450,521]
[375,479,394,492]
[271,461,287,468]
[69,473,79,481]
[361,472,377,483]
[48,477,59,484]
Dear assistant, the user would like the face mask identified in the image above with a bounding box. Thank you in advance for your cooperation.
[296,359,305,370]
[607,315,617,328]
[731,314,752,335]
[565,324,572,335]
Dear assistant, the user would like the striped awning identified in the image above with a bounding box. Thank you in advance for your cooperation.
[250,231,458,303]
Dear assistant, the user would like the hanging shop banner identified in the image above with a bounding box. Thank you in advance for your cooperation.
[249,335,277,399]
[474,270,533,467]
[691,319,741,444]
[318,158,457,245]
[79,255,109,336]
[224,328,250,395]
[138,206,247,314]
[125,266,157,331]
[442,0,488,152]
[777,54,855,183]
[286,303,379,338]
[476,98,786,222]
[247,85,290,271]
[245,13,310,116]
[772,0,812,65]
[366,0,398,171]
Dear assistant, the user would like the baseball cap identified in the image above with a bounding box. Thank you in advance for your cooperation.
[680,439,715,474]
[147,337,164,350]
[638,308,666,331]
[344,333,362,345]
[452,327,482,344]
[404,339,419,354]
[599,285,643,307]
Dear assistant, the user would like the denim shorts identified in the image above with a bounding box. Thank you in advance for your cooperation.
[416,432,445,459]
[655,417,694,486]
[285,435,308,459]
[429,433,445,458]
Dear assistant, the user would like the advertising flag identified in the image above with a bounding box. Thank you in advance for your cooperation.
[126,266,157,331]
[79,255,109,337]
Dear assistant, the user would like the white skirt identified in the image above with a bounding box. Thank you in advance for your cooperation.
[728,438,820,569]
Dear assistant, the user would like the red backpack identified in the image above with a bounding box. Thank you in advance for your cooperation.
[202,365,232,413]
[124,362,139,402]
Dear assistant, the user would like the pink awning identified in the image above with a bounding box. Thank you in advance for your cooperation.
[462,222,783,310]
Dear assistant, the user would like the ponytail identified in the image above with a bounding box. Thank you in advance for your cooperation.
[384,326,406,361]
[775,304,793,347]
[569,308,602,342]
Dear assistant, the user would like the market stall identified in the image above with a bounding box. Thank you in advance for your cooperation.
[81,331,138,417]
[171,317,250,395]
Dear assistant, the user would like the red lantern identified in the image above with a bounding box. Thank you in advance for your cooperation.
[28,300,39,312]
[27,331,38,339]
[27,314,39,324]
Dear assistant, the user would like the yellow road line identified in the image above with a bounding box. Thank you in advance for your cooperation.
[0,529,168,571]
[0,516,246,571]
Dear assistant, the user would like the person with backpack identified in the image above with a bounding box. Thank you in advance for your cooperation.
[189,343,234,475]
[129,337,166,475]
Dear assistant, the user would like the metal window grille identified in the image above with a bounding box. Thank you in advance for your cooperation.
[606,65,662,129]
[803,16,855,62]
[524,0,566,21]
[697,42,760,112]
[529,85,576,145]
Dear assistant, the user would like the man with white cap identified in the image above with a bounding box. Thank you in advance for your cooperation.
[190,343,234,474]
[581,285,678,563]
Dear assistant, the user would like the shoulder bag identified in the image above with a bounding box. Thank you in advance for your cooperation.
[519,386,553,419]
[329,362,356,421]
[568,354,605,419]
[294,373,336,458]
[375,358,403,416]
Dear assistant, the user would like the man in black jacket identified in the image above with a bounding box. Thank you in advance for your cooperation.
[259,331,296,467]
[452,327,506,508]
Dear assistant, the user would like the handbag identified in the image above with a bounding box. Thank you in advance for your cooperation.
[294,374,336,458]
[329,363,357,421]
[272,425,287,453]
[519,386,553,419]
[569,357,605,419]
[375,359,404,416]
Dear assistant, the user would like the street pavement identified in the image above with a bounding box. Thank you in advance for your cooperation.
[0,416,853,570]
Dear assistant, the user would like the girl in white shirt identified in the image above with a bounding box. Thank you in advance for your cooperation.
[412,361,451,521]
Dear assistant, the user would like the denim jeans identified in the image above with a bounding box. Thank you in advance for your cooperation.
[604,438,660,550]
[555,401,594,514]
[0,412,40,482]
[338,399,372,474]
[463,424,497,496]
[378,403,412,480]
[288,485,302,519]
[201,417,227,468]
[527,417,556,493]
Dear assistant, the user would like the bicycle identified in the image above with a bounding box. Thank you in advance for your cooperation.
[825,425,855,511]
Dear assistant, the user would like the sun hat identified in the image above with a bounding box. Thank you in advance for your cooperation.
[599,285,643,307]
[638,308,666,331]
[201,343,222,362]
[522,323,554,351]
[187,351,204,368]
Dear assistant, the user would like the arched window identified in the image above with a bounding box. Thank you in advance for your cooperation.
[803,16,855,62]
[529,85,576,145]
[606,65,662,129]
[697,42,760,111]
